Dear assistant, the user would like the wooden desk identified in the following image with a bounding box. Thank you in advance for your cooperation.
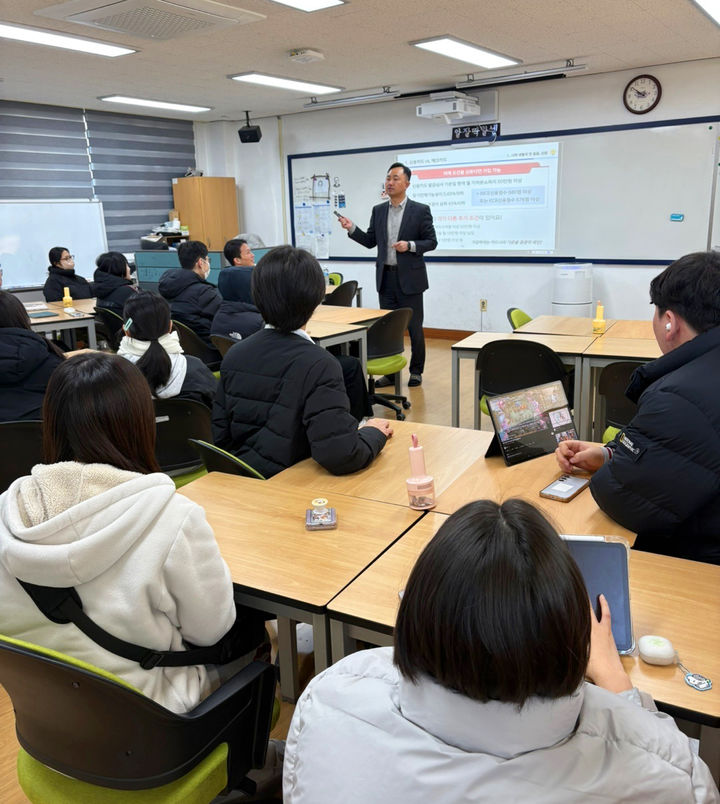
[435,451,635,544]
[270,420,494,507]
[327,518,720,728]
[311,305,389,326]
[304,320,368,373]
[516,315,617,337]
[178,473,421,700]
[451,331,595,431]
[27,300,97,348]
[580,335,662,440]
[605,319,655,339]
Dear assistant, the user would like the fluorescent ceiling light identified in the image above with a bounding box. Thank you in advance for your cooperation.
[692,0,720,25]
[413,36,518,69]
[0,21,134,57]
[268,0,344,10]
[230,72,341,94]
[100,95,211,113]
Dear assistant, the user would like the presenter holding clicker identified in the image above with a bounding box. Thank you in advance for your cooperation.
[337,162,437,387]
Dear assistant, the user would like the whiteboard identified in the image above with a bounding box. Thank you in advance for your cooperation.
[288,122,718,262]
[0,201,108,289]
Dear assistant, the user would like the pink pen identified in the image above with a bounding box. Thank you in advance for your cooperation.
[407,433,436,510]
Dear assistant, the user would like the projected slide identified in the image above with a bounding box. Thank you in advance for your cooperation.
[399,143,560,252]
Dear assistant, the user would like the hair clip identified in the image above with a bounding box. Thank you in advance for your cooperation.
[124,317,133,331]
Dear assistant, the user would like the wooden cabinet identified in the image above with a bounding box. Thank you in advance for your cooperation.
[171,176,239,251]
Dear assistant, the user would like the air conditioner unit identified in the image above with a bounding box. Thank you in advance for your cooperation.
[416,91,483,123]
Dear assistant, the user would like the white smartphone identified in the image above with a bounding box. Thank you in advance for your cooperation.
[539,474,590,502]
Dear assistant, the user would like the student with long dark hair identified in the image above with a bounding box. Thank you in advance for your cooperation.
[284,499,717,802]
[0,290,65,422]
[93,251,137,313]
[117,291,216,408]
[43,246,93,302]
[0,353,240,713]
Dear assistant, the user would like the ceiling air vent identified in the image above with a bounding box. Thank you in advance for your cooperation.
[35,0,265,41]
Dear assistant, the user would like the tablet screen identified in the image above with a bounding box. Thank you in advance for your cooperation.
[562,537,634,654]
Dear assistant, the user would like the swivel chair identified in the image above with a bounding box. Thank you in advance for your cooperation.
[210,334,238,357]
[366,308,413,421]
[172,320,222,372]
[189,439,266,480]
[597,361,640,443]
[93,307,125,350]
[506,307,532,329]
[154,398,212,488]
[323,280,358,307]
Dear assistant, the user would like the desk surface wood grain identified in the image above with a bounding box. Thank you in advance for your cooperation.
[604,319,655,339]
[179,473,421,608]
[583,335,661,359]
[269,421,494,507]
[303,320,367,339]
[516,315,617,337]
[311,306,389,325]
[452,331,597,356]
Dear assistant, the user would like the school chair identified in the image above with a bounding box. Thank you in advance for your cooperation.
[211,334,238,357]
[188,439,266,480]
[506,307,532,329]
[366,307,413,421]
[598,361,639,443]
[477,340,572,422]
[327,272,343,286]
[0,634,276,804]
[0,420,43,494]
[93,307,125,350]
[323,280,358,307]
[172,320,222,372]
[154,398,211,488]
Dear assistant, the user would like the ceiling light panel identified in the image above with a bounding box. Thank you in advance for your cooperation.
[230,73,342,94]
[268,0,344,11]
[100,95,210,112]
[412,36,518,69]
[0,21,135,56]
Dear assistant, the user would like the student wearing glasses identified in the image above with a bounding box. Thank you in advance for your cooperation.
[43,246,93,302]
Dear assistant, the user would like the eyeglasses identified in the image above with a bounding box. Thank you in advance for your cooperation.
[61,255,75,261]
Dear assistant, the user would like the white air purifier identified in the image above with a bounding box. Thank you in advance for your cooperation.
[552,263,593,317]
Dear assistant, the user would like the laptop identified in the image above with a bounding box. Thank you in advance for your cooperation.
[485,379,578,466]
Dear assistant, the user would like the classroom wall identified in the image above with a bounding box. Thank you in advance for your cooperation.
[194,58,720,331]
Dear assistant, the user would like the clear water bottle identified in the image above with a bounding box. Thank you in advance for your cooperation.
[323,267,330,283]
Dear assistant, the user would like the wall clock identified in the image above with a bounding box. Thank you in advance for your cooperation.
[623,74,662,114]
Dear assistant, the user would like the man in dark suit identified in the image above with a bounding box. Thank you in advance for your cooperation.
[338,162,437,387]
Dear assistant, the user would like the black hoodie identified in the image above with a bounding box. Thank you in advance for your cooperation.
[0,328,64,421]
[43,266,93,303]
[158,268,221,346]
[93,269,137,313]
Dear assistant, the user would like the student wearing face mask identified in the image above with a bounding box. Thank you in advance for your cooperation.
[43,246,93,302]
[158,241,221,348]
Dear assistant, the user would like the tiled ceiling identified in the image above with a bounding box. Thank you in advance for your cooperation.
[0,0,719,120]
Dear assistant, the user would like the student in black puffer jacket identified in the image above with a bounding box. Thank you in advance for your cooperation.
[212,246,392,479]
[158,241,221,348]
[43,246,93,302]
[93,252,137,313]
[0,291,65,421]
[556,251,720,565]
[211,265,263,342]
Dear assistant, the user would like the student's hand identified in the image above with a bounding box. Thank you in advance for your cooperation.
[586,594,632,694]
[365,418,394,438]
[555,440,605,473]
[338,215,353,230]
[392,240,409,252]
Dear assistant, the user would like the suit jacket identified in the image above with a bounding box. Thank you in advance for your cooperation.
[348,198,437,295]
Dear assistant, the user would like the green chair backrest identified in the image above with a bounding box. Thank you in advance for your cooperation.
[507,307,532,329]
[328,272,343,286]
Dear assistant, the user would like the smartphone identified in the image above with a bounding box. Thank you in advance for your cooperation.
[333,210,344,219]
[539,474,590,502]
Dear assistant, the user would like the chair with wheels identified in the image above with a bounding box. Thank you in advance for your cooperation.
[211,334,238,357]
[189,439,266,480]
[323,280,358,307]
[506,307,532,329]
[154,398,212,488]
[0,634,277,804]
[327,272,343,287]
[477,339,573,421]
[597,361,639,443]
[172,320,222,372]
[94,307,125,350]
[366,308,413,421]
[0,421,43,494]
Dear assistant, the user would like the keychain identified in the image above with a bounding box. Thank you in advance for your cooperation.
[677,654,712,692]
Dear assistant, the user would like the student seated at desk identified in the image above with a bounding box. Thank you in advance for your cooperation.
[0,290,65,422]
[212,246,392,478]
[211,264,263,342]
[93,251,137,313]
[118,292,217,408]
[158,240,221,349]
[284,499,718,803]
[0,353,264,714]
[43,246,93,302]
[557,251,720,565]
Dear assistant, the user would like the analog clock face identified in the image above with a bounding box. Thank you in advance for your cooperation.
[623,74,661,114]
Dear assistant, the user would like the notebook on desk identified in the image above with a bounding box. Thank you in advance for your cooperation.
[485,379,578,466]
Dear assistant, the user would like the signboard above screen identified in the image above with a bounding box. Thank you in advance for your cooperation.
[288,120,718,262]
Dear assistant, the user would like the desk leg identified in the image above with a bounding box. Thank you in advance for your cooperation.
[358,331,367,376]
[87,319,97,350]
[277,616,299,702]
[473,366,480,430]
[356,287,363,306]
[571,355,583,438]
[700,724,720,785]
[451,349,460,427]
[330,618,353,663]
[579,357,593,441]
[312,612,330,675]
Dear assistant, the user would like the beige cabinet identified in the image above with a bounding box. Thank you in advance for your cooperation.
[171,176,239,251]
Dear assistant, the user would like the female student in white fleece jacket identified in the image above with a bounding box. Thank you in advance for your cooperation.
[284,499,719,804]
[0,352,239,714]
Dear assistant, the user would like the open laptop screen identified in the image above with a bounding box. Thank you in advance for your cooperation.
[487,379,577,466]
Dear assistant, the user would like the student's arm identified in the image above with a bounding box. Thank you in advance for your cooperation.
[590,389,720,534]
[179,356,217,408]
[303,355,387,475]
[161,503,236,645]
[200,283,222,319]
[211,374,232,449]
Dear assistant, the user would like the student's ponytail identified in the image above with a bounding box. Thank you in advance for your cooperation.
[122,292,172,393]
